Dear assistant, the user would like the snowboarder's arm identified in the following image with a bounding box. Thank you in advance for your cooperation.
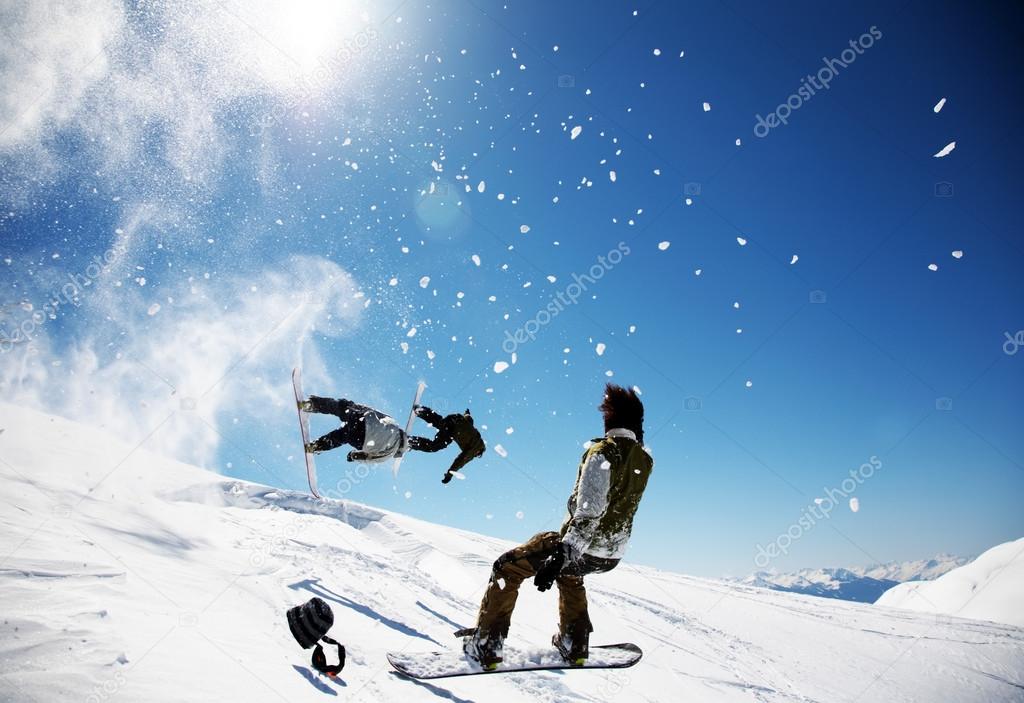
[408,432,454,453]
[560,452,611,557]
[414,405,445,428]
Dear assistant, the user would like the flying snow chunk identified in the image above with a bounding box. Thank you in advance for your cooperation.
[570,125,583,140]
[505,427,514,435]
[407,327,418,337]
[389,277,398,286]
[477,180,486,193]
[694,268,702,276]
[703,102,711,112]
[745,380,753,388]
[849,497,860,513]
[419,276,430,288]
[737,237,748,246]
[609,170,617,182]
[928,263,939,271]
[933,97,947,113]
[952,250,963,259]
[596,343,606,356]
[735,138,742,146]
[790,254,799,265]
[495,444,508,458]
[658,241,671,251]
[493,360,510,374]
[653,48,661,56]
[519,224,530,234]
[471,254,481,266]
[146,303,161,316]
[933,141,956,158]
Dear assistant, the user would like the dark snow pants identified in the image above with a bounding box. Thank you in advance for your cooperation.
[306,396,368,451]
[475,531,618,650]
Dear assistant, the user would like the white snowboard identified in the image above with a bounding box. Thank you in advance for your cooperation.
[392,381,426,478]
[291,367,321,499]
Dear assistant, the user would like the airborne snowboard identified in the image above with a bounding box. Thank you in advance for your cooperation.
[392,381,426,478]
[387,643,642,680]
[291,367,321,499]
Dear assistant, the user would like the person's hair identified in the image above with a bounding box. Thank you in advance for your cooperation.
[599,383,644,443]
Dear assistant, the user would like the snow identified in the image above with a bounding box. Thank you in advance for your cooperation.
[934,141,956,158]
[702,102,711,112]
[418,276,430,288]
[595,343,606,356]
[928,263,939,271]
[471,254,481,266]
[519,224,530,234]
[2,404,1022,702]
[790,254,799,265]
[493,360,509,373]
[952,250,964,259]
[569,125,582,140]
[657,241,670,251]
[849,496,860,513]
[736,236,747,246]
[146,303,161,316]
[934,97,947,113]
[877,538,1024,627]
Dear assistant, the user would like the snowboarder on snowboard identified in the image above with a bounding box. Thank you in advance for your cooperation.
[409,405,486,483]
[301,396,485,479]
[461,384,653,670]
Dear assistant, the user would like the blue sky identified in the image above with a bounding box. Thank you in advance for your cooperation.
[1,0,1022,578]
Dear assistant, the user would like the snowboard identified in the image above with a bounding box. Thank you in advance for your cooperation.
[392,381,426,478]
[387,643,642,679]
[291,367,321,499]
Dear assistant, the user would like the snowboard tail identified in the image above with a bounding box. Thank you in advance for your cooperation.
[292,368,321,499]
[387,643,642,679]
[392,381,426,478]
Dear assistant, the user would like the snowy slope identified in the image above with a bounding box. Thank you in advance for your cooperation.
[740,555,969,604]
[876,538,1024,628]
[1,403,1022,703]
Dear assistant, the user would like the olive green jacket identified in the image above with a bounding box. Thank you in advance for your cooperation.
[559,428,654,559]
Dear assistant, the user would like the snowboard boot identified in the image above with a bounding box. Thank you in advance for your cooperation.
[456,627,503,670]
[552,632,588,666]
[297,399,313,413]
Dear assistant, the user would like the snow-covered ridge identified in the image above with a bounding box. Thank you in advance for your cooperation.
[876,538,1024,627]
[739,554,969,604]
[1,402,1022,702]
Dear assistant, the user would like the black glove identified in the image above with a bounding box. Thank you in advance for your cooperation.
[441,470,454,484]
[533,544,566,592]
[346,450,368,462]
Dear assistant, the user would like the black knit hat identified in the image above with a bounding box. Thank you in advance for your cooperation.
[287,597,334,649]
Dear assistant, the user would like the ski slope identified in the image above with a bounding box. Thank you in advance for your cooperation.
[1,403,1021,702]
[876,538,1024,628]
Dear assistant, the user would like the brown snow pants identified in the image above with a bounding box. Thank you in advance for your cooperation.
[474,531,618,647]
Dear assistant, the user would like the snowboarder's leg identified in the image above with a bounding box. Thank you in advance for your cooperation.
[471,531,561,664]
[306,396,370,420]
[555,574,593,662]
[308,423,365,453]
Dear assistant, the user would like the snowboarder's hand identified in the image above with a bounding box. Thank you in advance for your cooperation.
[347,450,368,462]
[533,546,566,592]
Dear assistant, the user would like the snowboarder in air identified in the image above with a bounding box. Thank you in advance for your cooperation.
[409,405,486,483]
[460,384,653,669]
[300,396,485,480]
